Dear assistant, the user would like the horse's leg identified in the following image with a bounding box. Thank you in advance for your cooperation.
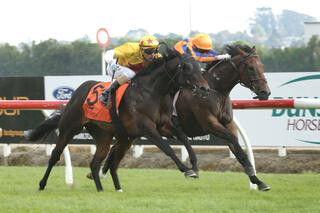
[142,120,196,177]
[86,143,116,180]
[85,123,113,192]
[90,142,111,192]
[107,139,133,192]
[225,120,270,191]
[39,129,76,190]
[203,115,270,191]
[101,144,116,175]
[171,116,199,177]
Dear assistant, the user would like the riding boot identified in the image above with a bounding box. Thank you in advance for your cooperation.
[100,80,120,106]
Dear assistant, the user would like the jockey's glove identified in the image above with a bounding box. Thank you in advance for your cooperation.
[216,54,231,60]
[110,63,120,72]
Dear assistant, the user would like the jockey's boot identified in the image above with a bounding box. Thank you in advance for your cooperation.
[99,80,120,106]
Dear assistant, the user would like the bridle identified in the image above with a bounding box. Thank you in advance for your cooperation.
[235,54,267,91]
[211,53,267,92]
[162,55,205,93]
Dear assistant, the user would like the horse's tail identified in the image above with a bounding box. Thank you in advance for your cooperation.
[26,109,63,141]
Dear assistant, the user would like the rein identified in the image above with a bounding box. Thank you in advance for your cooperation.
[207,54,267,90]
[162,55,197,90]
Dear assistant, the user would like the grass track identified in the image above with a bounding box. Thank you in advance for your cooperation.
[0,166,319,213]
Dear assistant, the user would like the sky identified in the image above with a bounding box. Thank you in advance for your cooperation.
[1,0,320,46]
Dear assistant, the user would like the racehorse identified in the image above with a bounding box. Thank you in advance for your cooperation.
[173,44,271,191]
[27,49,210,192]
[99,44,271,191]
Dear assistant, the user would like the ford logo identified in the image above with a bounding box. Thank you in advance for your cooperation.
[53,87,75,100]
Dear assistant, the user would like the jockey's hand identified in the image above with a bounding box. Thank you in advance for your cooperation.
[216,54,231,61]
[110,63,120,72]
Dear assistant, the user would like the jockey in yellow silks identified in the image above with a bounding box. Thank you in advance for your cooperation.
[100,35,161,105]
[174,33,231,63]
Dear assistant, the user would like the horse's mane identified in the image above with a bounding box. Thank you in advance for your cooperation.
[133,57,166,79]
[205,44,254,71]
[132,47,179,80]
[224,44,254,57]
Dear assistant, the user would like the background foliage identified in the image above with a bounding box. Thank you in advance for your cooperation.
[1,35,319,76]
[0,8,319,76]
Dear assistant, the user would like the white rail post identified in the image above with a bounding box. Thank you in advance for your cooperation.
[90,145,96,155]
[278,146,287,157]
[0,128,11,158]
[229,150,236,159]
[181,146,188,162]
[233,116,257,190]
[133,145,144,158]
[63,146,73,185]
[3,144,11,158]
[45,144,55,156]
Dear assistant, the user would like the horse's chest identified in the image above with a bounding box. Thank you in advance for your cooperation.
[218,109,232,125]
[219,114,231,125]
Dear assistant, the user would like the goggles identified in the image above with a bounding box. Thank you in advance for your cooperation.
[143,48,158,55]
[193,46,210,54]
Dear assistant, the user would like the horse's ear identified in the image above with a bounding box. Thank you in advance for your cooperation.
[166,47,175,57]
[252,45,256,53]
[158,42,172,59]
[236,46,247,56]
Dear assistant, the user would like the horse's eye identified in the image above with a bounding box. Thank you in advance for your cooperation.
[248,67,255,74]
[183,63,193,74]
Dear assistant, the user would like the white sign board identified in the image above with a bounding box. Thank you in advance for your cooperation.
[44,72,320,147]
[44,75,110,100]
[231,72,320,147]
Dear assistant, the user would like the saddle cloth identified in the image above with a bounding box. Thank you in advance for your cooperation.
[82,82,129,123]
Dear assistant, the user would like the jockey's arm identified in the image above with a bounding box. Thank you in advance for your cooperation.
[104,49,136,82]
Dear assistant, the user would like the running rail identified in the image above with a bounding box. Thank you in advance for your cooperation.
[1,98,320,189]
[1,99,320,109]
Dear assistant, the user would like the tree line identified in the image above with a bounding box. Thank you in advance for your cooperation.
[0,35,319,77]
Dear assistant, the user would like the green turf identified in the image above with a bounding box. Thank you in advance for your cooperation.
[0,166,319,213]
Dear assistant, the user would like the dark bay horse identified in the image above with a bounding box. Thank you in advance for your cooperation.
[27,51,209,192]
[98,44,271,191]
[173,44,271,191]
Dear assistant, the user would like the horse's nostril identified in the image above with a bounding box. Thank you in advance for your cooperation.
[200,86,209,91]
[258,91,270,100]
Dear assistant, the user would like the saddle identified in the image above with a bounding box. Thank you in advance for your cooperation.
[82,82,129,123]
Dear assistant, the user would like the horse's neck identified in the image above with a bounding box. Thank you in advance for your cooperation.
[205,59,241,95]
[136,58,178,97]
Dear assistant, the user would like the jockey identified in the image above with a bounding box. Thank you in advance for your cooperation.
[174,33,231,63]
[100,35,161,105]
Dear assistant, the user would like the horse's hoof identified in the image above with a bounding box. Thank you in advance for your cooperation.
[86,172,106,180]
[116,189,123,192]
[258,182,271,191]
[184,169,198,178]
[39,182,46,191]
[194,170,200,178]
[86,173,93,180]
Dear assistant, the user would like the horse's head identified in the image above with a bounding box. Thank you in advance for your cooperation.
[162,47,210,97]
[227,45,271,100]
[177,54,210,96]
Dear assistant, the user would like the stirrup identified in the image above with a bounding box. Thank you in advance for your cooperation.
[99,92,109,105]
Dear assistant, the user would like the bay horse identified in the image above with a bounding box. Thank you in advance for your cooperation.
[27,50,210,192]
[98,44,271,191]
[173,44,271,191]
